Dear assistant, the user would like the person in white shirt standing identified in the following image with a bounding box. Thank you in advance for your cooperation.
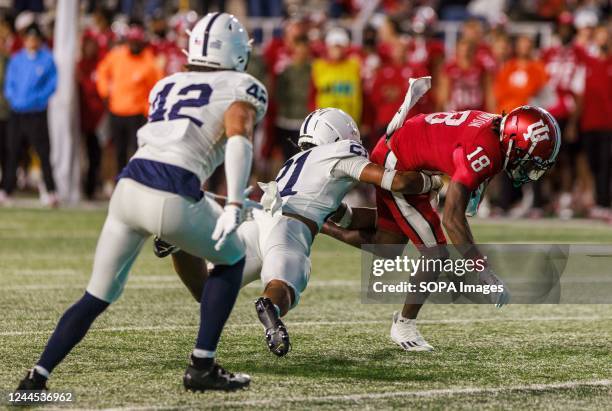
[16,12,267,393]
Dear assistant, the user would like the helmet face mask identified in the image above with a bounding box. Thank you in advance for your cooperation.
[499,106,561,187]
[506,148,554,187]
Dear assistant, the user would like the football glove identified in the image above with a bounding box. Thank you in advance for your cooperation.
[386,76,432,137]
[258,181,282,216]
[212,204,242,251]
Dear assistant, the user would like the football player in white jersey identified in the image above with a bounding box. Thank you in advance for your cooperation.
[16,13,266,393]
[155,107,441,356]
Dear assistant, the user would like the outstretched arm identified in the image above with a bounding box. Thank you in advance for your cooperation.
[358,162,440,195]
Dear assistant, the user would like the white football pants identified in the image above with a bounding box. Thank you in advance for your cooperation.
[87,178,244,303]
[238,211,312,307]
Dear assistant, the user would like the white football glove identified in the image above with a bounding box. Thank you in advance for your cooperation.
[386,76,432,136]
[211,204,243,251]
[258,181,282,217]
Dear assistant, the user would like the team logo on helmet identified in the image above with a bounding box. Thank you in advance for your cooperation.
[523,120,550,145]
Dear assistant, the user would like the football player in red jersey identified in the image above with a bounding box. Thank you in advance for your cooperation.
[323,78,561,351]
[437,37,493,113]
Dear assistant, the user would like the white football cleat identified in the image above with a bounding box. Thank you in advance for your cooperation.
[390,311,434,352]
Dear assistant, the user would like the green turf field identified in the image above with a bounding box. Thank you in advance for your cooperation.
[1,209,611,410]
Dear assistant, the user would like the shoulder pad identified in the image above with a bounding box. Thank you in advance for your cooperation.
[329,140,369,159]
[232,73,268,123]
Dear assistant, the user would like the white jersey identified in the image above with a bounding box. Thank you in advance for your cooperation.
[133,70,267,183]
[276,140,369,228]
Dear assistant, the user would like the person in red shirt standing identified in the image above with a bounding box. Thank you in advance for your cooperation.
[149,11,186,75]
[77,34,105,199]
[407,7,444,81]
[461,18,496,72]
[541,12,585,217]
[323,80,561,351]
[437,37,492,112]
[82,7,115,61]
[369,39,428,141]
[569,25,612,218]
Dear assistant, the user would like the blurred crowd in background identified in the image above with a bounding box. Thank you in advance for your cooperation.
[0,0,610,222]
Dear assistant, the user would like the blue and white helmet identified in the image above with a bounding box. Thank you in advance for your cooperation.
[186,12,251,72]
[297,108,361,147]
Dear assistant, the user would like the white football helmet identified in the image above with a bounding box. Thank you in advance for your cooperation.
[297,108,361,148]
[186,12,251,72]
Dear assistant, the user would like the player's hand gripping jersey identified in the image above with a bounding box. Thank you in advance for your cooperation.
[371,110,504,245]
[135,70,267,184]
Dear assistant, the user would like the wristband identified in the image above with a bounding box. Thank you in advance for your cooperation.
[419,172,432,194]
[380,169,397,191]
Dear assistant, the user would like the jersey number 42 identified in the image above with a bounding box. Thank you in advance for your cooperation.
[149,83,212,127]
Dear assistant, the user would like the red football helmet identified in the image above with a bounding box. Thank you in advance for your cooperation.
[499,106,561,186]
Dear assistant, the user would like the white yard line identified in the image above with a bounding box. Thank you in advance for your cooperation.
[1,315,611,337]
[90,379,612,410]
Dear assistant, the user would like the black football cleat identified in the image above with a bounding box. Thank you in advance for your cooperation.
[183,358,250,392]
[255,297,291,357]
[153,236,180,258]
[16,368,48,391]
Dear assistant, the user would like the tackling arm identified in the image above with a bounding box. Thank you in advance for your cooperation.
[358,163,440,195]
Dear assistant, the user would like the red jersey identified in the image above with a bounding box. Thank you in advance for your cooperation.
[76,58,105,133]
[541,44,581,120]
[369,62,430,129]
[150,37,186,75]
[444,60,487,112]
[406,36,444,73]
[388,110,503,191]
[580,52,612,131]
[475,42,496,72]
[82,27,115,60]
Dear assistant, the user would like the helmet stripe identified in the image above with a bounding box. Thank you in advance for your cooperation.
[301,111,315,135]
[202,12,222,57]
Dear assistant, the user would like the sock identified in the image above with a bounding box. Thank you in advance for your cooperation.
[33,365,49,379]
[192,348,215,358]
[37,292,109,374]
[191,349,215,370]
[272,304,281,318]
[195,257,244,352]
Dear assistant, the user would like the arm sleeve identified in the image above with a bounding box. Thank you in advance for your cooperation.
[330,155,371,180]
